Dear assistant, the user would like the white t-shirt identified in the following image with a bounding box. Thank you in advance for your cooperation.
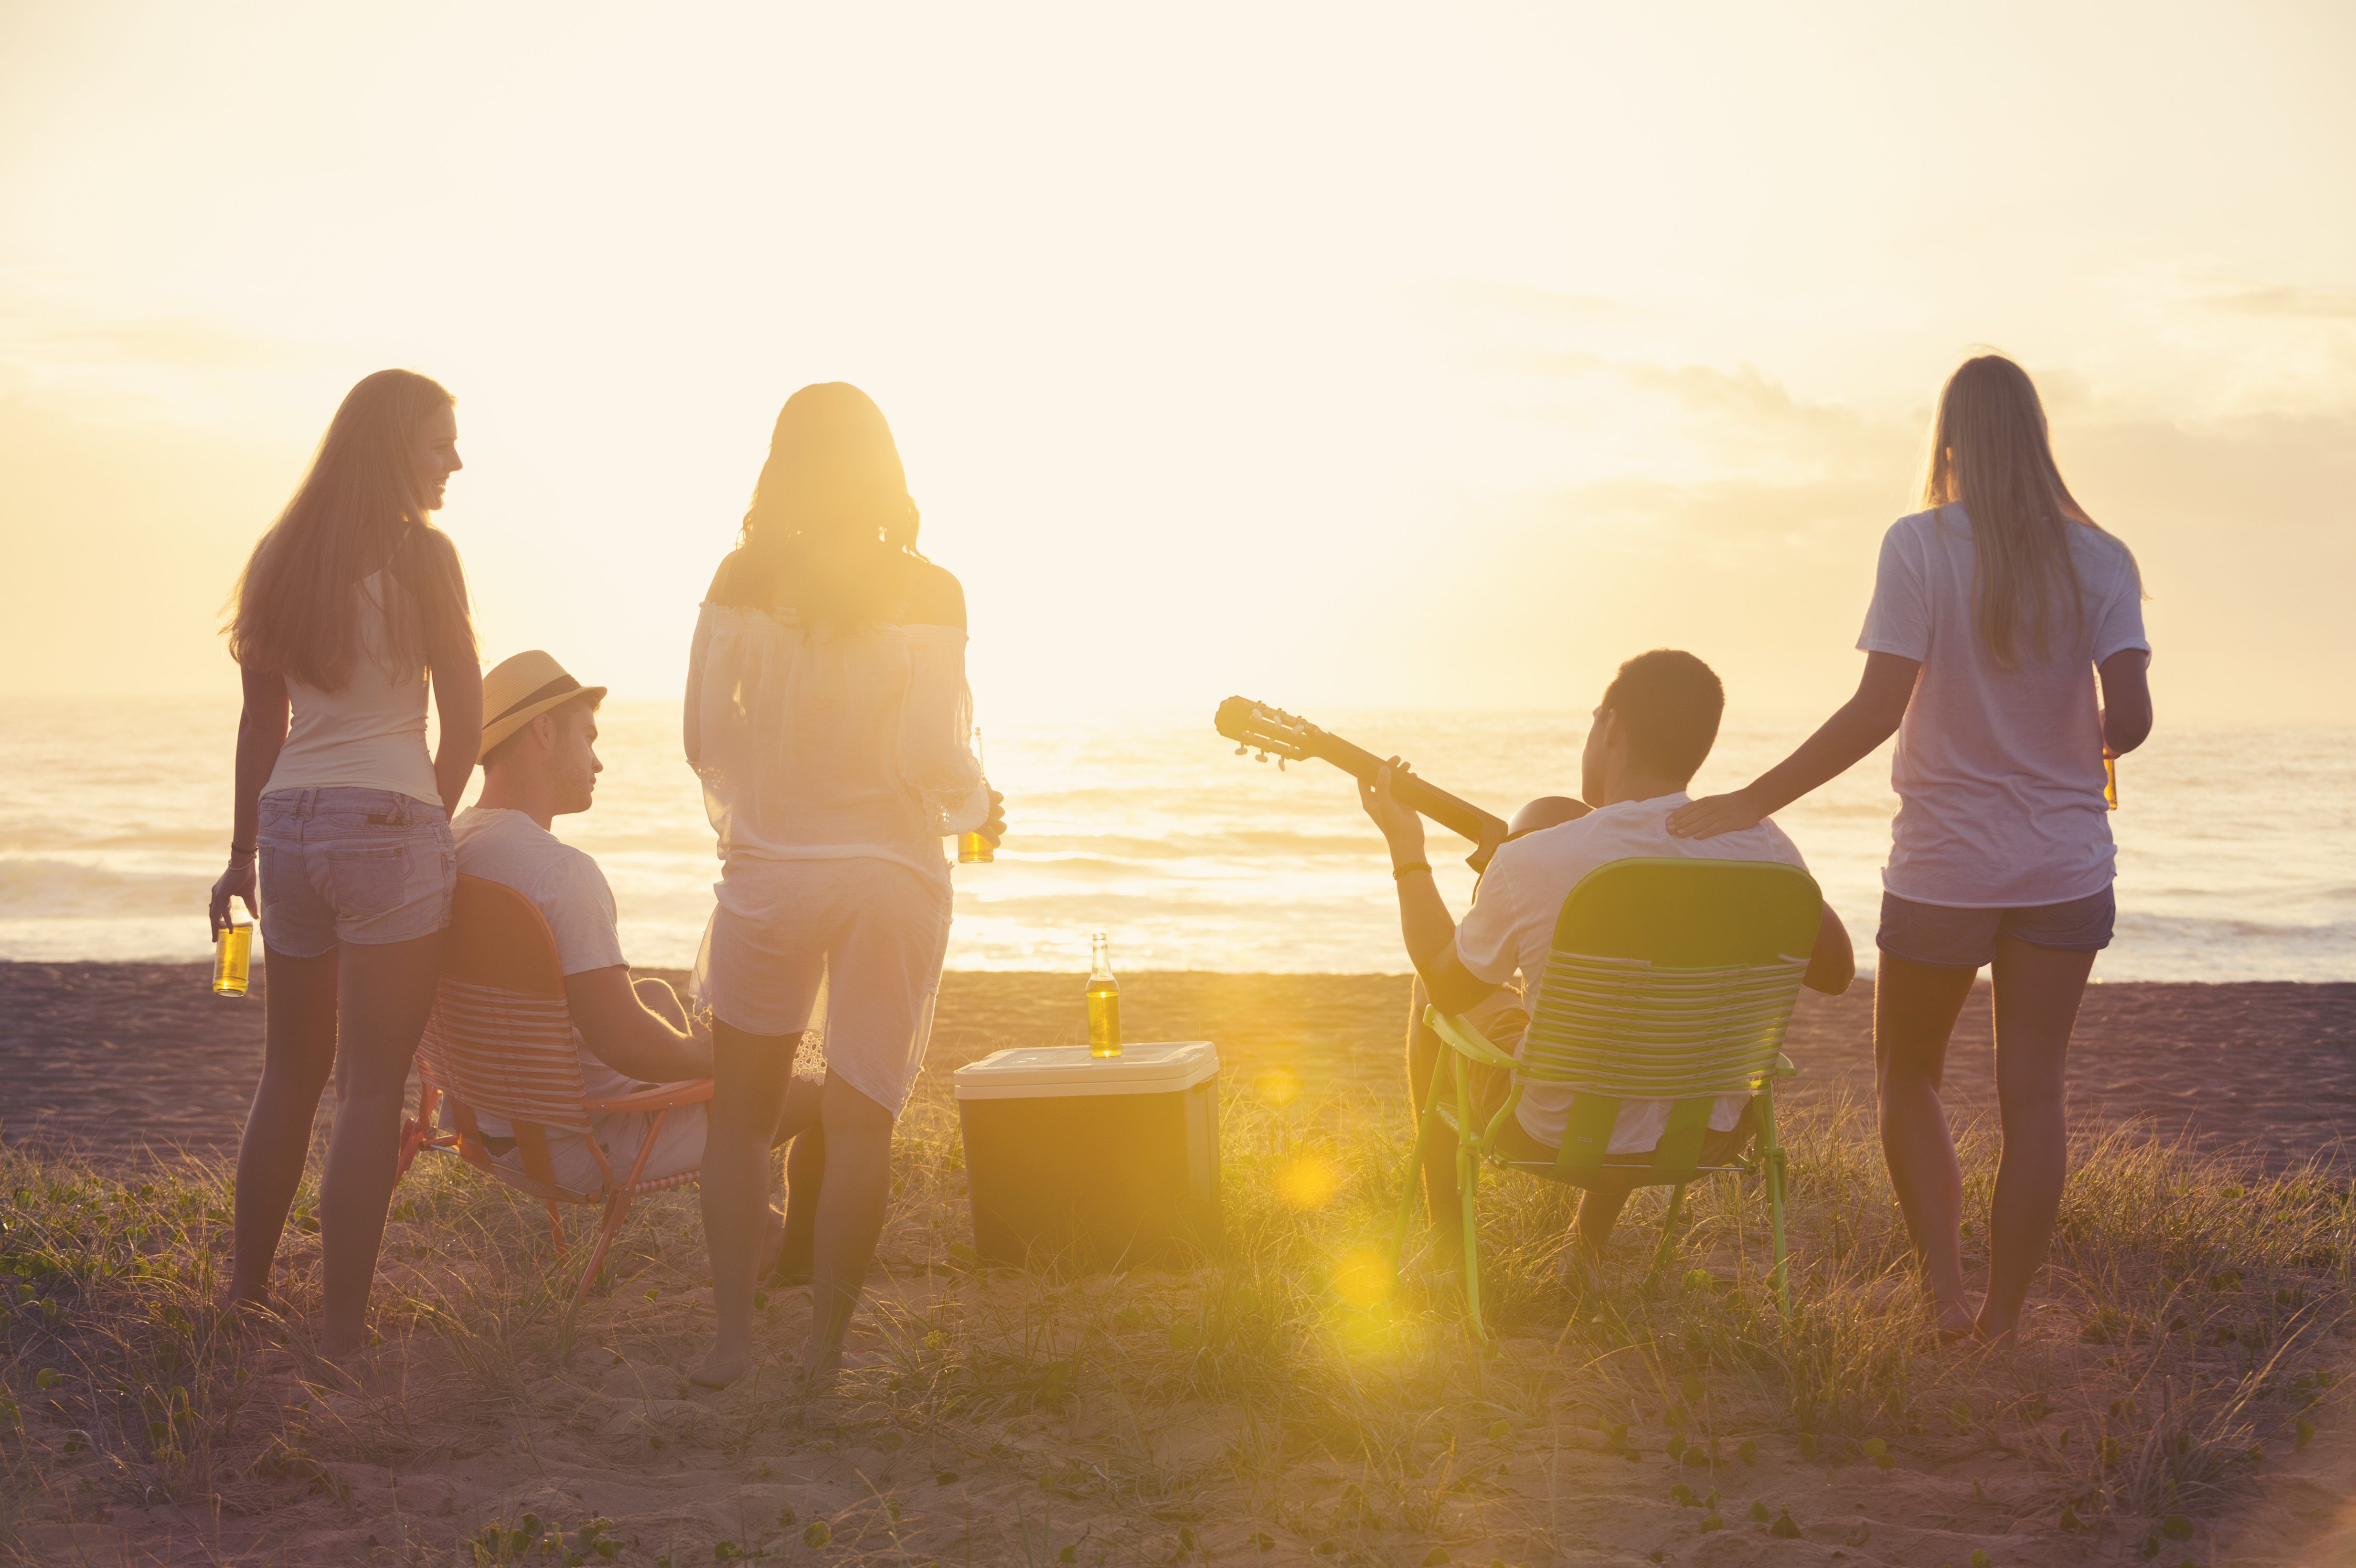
[1858,506,2149,908]
[1454,793,1811,1154]
[449,807,636,1117]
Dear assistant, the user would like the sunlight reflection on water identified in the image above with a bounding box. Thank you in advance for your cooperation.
[2,697,2348,981]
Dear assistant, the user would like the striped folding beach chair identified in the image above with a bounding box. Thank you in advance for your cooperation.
[398,874,713,1318]
[1391,856,1821,1337]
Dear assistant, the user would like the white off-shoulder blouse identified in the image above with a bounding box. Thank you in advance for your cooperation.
[683,604,988,886]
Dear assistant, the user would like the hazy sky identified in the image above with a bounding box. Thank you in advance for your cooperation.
[5,1,2351,726]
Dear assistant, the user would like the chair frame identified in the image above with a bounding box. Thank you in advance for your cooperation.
[1386,856,1817,1339]
[397,875,714,1321]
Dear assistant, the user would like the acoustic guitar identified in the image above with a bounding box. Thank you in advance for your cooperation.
[1213,696,1588,871]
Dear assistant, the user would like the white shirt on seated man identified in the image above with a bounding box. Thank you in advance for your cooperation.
[1357,648,1857,1269]
[449,651,808,1211]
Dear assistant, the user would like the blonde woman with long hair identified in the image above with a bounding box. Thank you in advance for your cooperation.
[1669,354,2152,1346]
[208,369,483,1353]
[685,383,1002,1389]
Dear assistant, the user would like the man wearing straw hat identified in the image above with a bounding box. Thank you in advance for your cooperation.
[451,651,802,1211]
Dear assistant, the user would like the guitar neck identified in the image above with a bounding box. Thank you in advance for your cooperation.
[1302,725,1508,848]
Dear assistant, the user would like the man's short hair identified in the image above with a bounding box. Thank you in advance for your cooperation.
[1601,650,1724,782]
[480,692,602,772]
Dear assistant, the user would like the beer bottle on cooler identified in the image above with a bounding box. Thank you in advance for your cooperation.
[1086,931,1121,1058]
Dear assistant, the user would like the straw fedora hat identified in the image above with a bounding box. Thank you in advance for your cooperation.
[480,651,608,755]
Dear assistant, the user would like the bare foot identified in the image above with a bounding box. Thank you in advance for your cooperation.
[1971,1313,2022,1351]
[798,1343,846,1396]
[690,1344,755,1390]
[1931,1298,1979,1344]
[1558,1246,1606,1299]
[224,1293,280,1337]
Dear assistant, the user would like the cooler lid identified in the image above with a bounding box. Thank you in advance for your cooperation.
[953,1041,1219,1099]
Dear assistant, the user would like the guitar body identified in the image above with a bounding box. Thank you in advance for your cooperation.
[1214,697,1591,871]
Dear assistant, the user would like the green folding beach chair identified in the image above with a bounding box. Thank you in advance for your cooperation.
[1390,857,1821,1337]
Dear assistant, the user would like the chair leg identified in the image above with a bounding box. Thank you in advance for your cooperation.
[396,1085,440,1179]
[1643,1183,1688,1292]
[1757,1088,1793,1319]
[572,1190,632,1321]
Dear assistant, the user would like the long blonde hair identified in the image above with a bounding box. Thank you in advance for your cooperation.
[225,369,474,689]
[714,382,924,625]
[1923,353,2137,667]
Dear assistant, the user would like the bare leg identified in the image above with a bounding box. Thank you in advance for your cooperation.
[1573,1181,1635,1258]
[773,1113,824,1288]
[231,949,339,1313]
[1977,935,2094,1347]
[316,930,445,1353]
[805,1072,895,1381]
[693,1020,794,1389]
[1404,977,1462,1257]
[1873,954,1980,1337]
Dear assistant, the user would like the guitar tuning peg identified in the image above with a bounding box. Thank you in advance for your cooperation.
[1233,744,1248,757]
[1277,757,1287,771]
[1255,750,1269,763]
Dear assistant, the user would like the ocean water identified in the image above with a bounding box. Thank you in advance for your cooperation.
[2,697,2350,981]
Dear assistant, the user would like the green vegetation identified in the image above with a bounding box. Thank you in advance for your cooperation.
[0,1090,2346,1564]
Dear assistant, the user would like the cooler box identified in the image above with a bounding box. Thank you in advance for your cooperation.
[953,1042,1221,1269]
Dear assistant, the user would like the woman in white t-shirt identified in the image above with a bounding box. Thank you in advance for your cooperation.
[207,369,484,1353]
[1669,354,2152,1347]
[684,383,1003,1390]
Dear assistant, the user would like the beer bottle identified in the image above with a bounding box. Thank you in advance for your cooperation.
[213,913,254,997]
[1086,931,1121,1058]
[958,727,995,863]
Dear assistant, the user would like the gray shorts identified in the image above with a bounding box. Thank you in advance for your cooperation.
[257,788,456,958]
[1876,886,2115,971]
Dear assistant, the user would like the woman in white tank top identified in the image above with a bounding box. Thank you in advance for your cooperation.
[208,369,485,1354]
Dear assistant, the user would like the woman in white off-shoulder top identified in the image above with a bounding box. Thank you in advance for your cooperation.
[686,383,1003,1390]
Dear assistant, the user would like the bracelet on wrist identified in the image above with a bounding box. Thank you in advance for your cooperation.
[230,843,257,859]
[1391,861,1432,881]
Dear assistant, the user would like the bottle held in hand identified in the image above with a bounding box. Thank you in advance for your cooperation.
[1086,930,1121,1058]
[958,726,995,864]
[213,913,254,998]
[2095,688,2119,811]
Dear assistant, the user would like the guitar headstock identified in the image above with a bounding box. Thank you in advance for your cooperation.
[1213,695,1313,766]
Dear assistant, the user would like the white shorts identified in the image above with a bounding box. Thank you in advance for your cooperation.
[693,856,953,1117]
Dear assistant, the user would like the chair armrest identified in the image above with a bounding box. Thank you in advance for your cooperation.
[585,1077,716,1114]
[1423,1005,1523,1070]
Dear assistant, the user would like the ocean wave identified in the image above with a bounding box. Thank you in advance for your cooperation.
[0,857,210,918]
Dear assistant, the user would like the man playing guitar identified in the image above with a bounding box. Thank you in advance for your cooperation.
[1355,649,1857,1280]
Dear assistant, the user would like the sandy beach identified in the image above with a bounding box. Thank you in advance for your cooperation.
[5,965,2355,1568]
[8,964,2353,1173]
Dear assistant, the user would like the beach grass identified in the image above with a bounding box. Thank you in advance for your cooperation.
[1,1089,2348,1566]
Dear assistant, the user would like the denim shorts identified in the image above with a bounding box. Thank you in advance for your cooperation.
[257,788,456,958]
[1877,885,2115,970]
